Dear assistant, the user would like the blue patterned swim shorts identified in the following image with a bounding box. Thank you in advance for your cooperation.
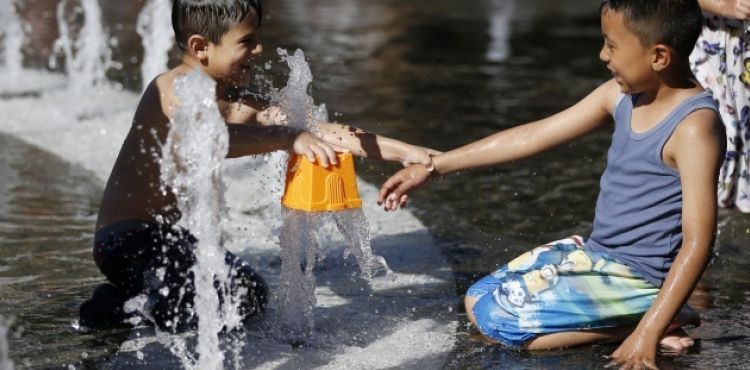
[467,236,660,347]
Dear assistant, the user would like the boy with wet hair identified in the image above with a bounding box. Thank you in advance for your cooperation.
[172,0,262,51]
[80,0,437,332]
[380,0,722,368]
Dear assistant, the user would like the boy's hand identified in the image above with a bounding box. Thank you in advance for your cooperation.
[292,131,346,167]
[398,144,441,170]
[606,327,659,370]
[714,0,750,19]
[378,164,436,211]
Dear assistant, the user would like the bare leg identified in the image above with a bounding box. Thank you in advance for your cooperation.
[525,328,628,350]
[464,295,498,343]
[464,295,479,326]
[464,295,697,351]
[526,324,698,351]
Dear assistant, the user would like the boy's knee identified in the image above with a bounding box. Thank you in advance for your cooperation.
[464,295,479,326]
[468,295,530,347]
[464,295,478,310]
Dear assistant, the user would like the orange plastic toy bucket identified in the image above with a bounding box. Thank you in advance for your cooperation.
[281,152,363,212]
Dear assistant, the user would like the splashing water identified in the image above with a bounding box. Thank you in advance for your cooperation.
[0,319,13,370]
[160,69,243,370]
[274,49,391,277]
[330,210,390,278]
[271,48,392,338]
[136,0,174,90]
[273,48,318,133]
[0,0,23,75]
[276,208,322,337]
[52,0,115,90]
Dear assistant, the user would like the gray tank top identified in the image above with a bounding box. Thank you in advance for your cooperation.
[586,91,718,287]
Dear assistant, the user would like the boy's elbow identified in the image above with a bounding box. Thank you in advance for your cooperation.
[679,236,714,262]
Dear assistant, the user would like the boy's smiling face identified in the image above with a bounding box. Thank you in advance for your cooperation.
[599,9,654,94]
[206,12,262,87]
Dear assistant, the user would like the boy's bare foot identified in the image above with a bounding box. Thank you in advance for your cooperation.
[660,328,694,352]
[659,305,700,352]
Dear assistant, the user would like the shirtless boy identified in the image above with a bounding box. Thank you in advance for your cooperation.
[80,0,437,332]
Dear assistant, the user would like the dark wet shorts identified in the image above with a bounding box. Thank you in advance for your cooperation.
[93,221,268,331]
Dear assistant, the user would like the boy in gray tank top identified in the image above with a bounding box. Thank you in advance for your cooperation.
[379,0,724,368]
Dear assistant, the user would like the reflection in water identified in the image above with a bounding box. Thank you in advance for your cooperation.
[0,133,114,367]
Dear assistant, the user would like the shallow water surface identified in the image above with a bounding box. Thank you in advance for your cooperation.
[1,0,749,368]
[0,133,126,367]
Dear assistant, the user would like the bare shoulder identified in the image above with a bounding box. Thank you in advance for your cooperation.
[666,106,724,171]
[153,68,184,119]
[131,69,185,134]
[592,78,624,115]
[143,65,200,118]
[673,107,723,145]
[554,78,621,131]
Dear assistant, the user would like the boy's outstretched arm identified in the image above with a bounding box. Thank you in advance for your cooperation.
[315,121,441,167]
[378,79,621,210]
[226,123,341,167]
[607,110,724,369]
[253,106,439,167]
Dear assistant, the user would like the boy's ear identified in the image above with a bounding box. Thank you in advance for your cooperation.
[186,34,210,61]
[650,44,672,72]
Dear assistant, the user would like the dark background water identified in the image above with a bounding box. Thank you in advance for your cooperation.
[1,0,749,368]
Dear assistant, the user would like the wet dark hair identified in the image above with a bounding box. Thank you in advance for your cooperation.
[600,0,702,59]
[172,0,262,51]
